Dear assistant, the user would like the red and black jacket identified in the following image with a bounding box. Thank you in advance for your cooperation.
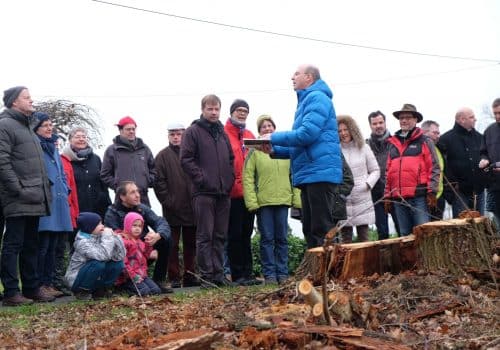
[384,127,440,199]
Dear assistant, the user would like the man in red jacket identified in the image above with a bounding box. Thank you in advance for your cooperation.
[384,104,440,236]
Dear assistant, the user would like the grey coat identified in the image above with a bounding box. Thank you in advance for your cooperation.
[0,109,51,217]
[64,229,126,288]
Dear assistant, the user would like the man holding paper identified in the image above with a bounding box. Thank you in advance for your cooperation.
[261,64,343,248]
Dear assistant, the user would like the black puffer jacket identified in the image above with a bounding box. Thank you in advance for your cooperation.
[480,122,500,191]
[0,109,51,217]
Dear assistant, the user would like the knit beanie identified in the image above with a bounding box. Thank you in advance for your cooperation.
[124,212,144,235]
[229,99,249,115]
[3,86,27,108]
[256,114,276,132]
[33,112,50,132]
[77,212,102,234]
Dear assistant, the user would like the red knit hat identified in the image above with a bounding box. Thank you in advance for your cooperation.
[116,116,137,127]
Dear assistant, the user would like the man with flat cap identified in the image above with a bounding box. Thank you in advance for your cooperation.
[384,104,440,236]
[101,116,155,206]
[0,86,54,305]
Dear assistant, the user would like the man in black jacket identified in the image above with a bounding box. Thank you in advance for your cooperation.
[0,86,55,306]
[479,98,500,225]
[104,181,173,293]
[366,110,400,239]
[438,107,487,217]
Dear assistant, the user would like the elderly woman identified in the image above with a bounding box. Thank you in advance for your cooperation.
[243,115,301,284]
[62,127,111,223]
[337,115,380,243]
[34,112,73,299]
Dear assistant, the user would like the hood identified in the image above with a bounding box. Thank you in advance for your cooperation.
[297,79,333,102]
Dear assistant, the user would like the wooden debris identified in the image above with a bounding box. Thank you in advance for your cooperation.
[152,330,223,350]
[238,326,278,350]
[406,301,462,322]
[328,291,353,322]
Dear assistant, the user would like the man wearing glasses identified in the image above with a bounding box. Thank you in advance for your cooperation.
[101,116,155,206]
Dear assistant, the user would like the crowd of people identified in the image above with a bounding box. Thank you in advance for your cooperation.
[0,67,499,306]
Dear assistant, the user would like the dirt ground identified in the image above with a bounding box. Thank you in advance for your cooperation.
[0,268,498,349]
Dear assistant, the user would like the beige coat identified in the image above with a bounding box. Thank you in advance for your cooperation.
[340,141,380,227]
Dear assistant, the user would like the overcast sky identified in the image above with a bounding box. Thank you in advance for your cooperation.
[2,0,499,234]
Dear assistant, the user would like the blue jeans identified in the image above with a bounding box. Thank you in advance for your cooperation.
[451,190,485,218]
[257,206,289,280]
[123,276,161,296]
[393,196,429,236]
[71,260,124,292]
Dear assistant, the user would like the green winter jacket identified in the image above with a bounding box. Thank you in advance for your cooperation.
[243,149,301,212]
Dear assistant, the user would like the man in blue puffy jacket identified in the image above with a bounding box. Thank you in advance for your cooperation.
[262,64,343,248]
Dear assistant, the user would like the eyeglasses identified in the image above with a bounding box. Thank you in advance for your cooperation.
[235,108,249,115]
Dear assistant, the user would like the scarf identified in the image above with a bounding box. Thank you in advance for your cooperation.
[198,116,224,140]
[37,133,58,157]
[229,118,247,154]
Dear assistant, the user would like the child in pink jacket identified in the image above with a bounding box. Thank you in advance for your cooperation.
[115,212,161,296]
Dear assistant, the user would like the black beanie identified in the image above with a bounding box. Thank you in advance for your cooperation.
[33,112,50,132]
[3,86,27,108]
[230,99,249,115]
[77,212,102,234]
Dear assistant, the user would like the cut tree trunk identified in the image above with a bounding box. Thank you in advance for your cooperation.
[295,236,416,284]
[413,217,496,275]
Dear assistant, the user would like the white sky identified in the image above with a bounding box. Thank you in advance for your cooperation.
[1,0,499,235]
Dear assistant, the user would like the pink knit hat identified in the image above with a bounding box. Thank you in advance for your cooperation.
[124,212,144,234]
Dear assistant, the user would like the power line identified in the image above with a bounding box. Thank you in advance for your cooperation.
[91,0,500,64]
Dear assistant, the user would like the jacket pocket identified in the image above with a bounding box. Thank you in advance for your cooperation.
[19,178,44,204]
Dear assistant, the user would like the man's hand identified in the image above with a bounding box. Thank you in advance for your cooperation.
[426,192,437,209]
[384,199,392,214]
[144,231,161,246]
[479,159,490,169]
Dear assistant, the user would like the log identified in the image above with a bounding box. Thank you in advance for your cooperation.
[413,217,497,275]
[296,236,417,284]
[297,279,323,307]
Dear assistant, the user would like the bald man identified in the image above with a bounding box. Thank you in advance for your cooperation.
[437,107,488,217]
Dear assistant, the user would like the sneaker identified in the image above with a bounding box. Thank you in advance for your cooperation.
[74,291,92,301]
[24,288,56,303]
[170,280,182,289]
[43,286,64,298]
[2,293,34,306]
[234,277,262,286]
[155,281,174,294]
[214,277,236,287]
[265,278,278,285]
[183,278,201,287]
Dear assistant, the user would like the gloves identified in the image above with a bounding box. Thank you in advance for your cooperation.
[384,199,392,214]
[426,192,437,209]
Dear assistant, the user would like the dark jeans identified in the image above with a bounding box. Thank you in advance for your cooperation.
[451,190,485,218]
[393,196,429,236]
[227,198,256,281]
[123,276,161,296]
[341,224,369,243]
[54,232,69,288]
[0,216,40,297]
[151,236,170,283]
[37,231,58,286]
[71,260,124,292]
[168,225,197,283]
[192,194,230,282]
[257,205,289,280]
[301,182,340,248]
[373,200,400,239]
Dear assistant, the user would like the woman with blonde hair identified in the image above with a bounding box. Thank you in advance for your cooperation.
[337,115,380,243]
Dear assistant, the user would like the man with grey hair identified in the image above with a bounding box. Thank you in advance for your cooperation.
[0,86,54,305]
[421,120,445,220]
[438,107,487,217]
[261,64,343,248]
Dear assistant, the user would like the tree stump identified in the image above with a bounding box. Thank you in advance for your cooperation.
[413,216,496,275]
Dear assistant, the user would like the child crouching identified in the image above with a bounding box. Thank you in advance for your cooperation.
[65,212,126,300]
[115,212,162,296]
